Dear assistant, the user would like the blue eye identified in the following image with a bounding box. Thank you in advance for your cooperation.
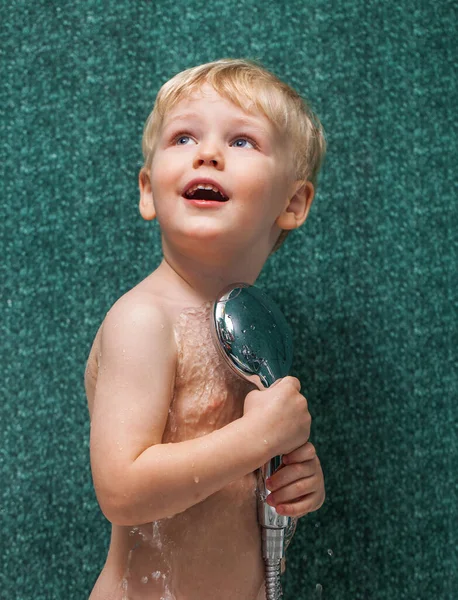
[232,138,255,149]
[176,135,195,145]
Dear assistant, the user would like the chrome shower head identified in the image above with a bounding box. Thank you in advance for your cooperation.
[211,283,293,390]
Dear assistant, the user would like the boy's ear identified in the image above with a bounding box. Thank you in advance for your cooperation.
[275,180,315,230]
[138,168,156,221]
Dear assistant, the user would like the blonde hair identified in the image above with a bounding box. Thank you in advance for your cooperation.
[141,58,326,251]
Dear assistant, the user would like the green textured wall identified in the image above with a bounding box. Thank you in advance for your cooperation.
[1,1,456,598]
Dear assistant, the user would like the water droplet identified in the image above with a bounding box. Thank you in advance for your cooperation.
[327,548,334,557]
[273,323,276,328]
[242,329,247,333]
[250,324,256,330]
[194,475,200,483]
[263,439,268,445]
[141,576,149,584]
[151,570,161,580]
[315,522,320,528]
[315,583,323,597]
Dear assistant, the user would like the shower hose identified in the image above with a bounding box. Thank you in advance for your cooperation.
[261,516,297,599]
[264,558,283,599]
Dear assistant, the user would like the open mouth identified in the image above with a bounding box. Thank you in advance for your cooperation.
[183,183,229,202]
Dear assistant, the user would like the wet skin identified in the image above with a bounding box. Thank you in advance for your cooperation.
[86,288,266,600]
[86,84,318,600]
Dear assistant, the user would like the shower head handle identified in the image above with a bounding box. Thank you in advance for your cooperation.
[211,283,294,534]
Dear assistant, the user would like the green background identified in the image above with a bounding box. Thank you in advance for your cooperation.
[1,1,456,598]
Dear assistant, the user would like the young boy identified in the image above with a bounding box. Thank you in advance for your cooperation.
[85,58,326,600]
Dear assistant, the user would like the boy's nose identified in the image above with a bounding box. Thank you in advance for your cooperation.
[193,142,225,170]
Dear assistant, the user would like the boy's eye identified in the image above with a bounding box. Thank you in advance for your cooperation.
[231,138,255,149]
[175,135,196,146]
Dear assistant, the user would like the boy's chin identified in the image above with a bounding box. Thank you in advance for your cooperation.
[164,229,267,259]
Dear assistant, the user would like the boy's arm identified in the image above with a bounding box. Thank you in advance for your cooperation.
[90,296,310,526]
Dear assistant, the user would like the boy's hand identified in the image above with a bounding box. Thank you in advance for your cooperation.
[264,442,325,517]
[244,376,311,456]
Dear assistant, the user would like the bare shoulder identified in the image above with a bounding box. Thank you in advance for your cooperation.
[99,284,178,366]
[84,277,179,413]
[106,285,172,331]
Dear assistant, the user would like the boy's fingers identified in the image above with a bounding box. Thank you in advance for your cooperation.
[274,490,325,517]
[287,376,302,391]
[267,462,318,493]
[272,376,301,391]
[283,442,316,465]
[268,459,317,491]
[267,474,319,505]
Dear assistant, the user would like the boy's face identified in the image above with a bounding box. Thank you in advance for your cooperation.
[141,84,306,256]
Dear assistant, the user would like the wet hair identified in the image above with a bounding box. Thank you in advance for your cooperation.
[141,58,326,251]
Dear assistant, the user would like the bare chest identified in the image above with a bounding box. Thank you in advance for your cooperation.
[163,302,254,442]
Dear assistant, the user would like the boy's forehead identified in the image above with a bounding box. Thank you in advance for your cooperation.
[163,83,271,126]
